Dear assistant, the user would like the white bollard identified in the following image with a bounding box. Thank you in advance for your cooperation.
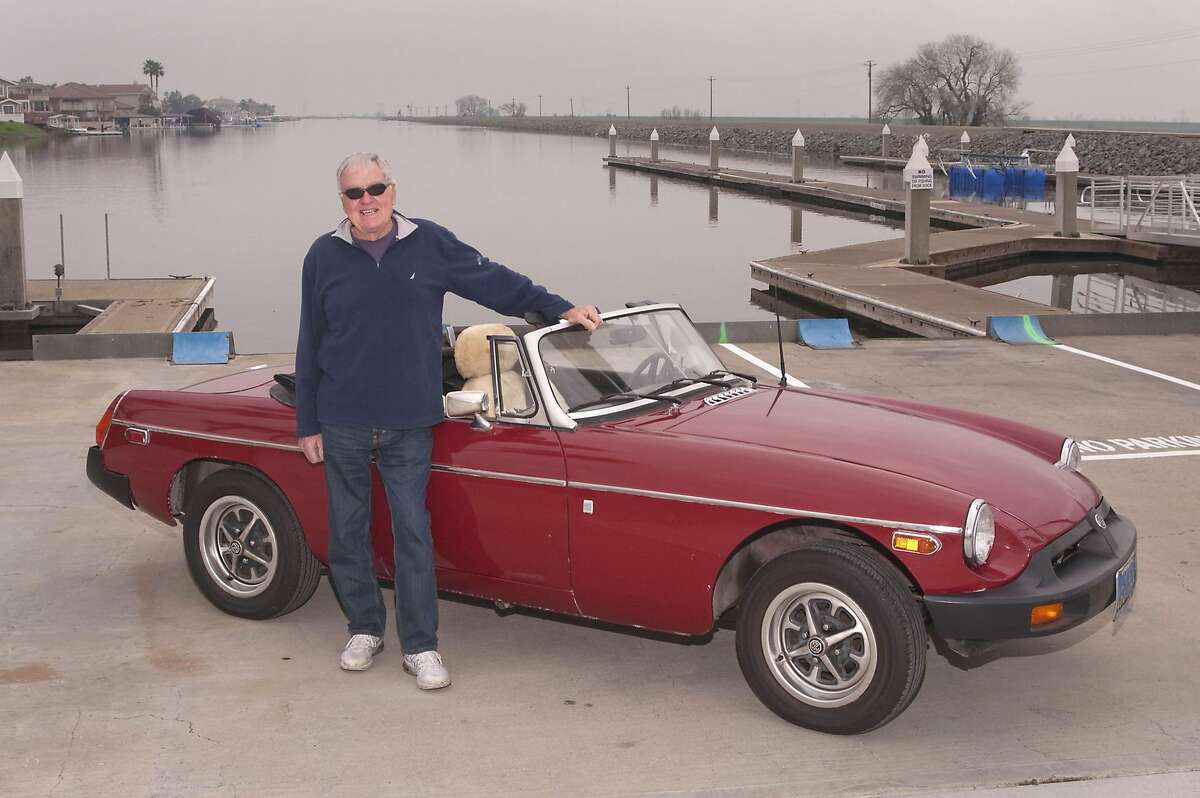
[650,128,659,162]
[608,124,617,158]
[959,130,970,160]
[791,129,805,183]
[902,144,934,265]
[0,151,32,315]
[1055,139,1080,238]
[881,123,892,159]
[708,126,720,172]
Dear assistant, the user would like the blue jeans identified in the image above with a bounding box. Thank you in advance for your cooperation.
[322,424,438,654]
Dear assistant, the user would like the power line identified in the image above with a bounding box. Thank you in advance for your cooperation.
[1019,26,1200,60]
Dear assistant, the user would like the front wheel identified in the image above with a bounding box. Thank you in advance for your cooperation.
[735,541,926,734]
[182,469,321,620]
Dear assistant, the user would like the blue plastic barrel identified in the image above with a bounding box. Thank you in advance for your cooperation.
[981,168,1005,202]
[1023,169,1046,200]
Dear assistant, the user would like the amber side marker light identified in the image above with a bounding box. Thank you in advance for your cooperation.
[892,532,940,555]
[1031,602,1064,627]
[95,395,123,446]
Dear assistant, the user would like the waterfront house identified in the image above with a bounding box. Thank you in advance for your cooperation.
[49,83,156,130]
[0,78,31,123]
[4,80,52,124]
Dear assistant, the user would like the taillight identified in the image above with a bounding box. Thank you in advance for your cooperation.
[95,394,125,447]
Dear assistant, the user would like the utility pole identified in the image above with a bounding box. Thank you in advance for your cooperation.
[708,76,715,119]
[625,85,631,119]
[864,60,876,121]
[512,96,516,117]
[538,94,542,117]
[569,97,574,117]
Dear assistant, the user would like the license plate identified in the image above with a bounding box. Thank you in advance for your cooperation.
[1114,553,1137,621]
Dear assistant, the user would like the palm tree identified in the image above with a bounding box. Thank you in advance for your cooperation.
[142,59,165,95]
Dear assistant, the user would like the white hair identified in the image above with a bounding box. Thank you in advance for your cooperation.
[336,152,395,188]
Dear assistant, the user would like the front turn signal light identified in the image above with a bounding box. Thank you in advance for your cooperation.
[1031,602,1064,627]
[892,532,940,555]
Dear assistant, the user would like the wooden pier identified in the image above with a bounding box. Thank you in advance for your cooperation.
[604,155,1197,338]
[22,277,215,359]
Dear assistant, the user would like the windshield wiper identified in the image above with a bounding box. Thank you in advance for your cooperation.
[648,375,732,394]
[704,368,757,384]
[568,391,685,413]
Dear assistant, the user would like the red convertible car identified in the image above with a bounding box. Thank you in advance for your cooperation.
[87,304,1136,734]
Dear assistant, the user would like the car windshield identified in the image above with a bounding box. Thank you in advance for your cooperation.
[538,309,729,414]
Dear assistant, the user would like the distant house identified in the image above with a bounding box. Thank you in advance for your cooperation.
[205,96,240,116]
[0,78,31,122]
[114,112,161,131]
[6,80,52,124]
[49,82,156,130]
[184,107,223,128]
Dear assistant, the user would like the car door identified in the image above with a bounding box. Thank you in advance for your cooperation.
[371,335,574,614]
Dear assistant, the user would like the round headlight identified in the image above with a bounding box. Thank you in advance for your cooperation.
[963,500,995,567]
[1058,438,1082,470]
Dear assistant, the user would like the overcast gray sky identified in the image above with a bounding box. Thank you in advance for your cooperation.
[4,0,1199,120]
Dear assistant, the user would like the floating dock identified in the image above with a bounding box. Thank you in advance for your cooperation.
[21,277,215,359]
[604,155,1200,337]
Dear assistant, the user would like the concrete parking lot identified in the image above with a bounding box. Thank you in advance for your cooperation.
[2,335,1199,797]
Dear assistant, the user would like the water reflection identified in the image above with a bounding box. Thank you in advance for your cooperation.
[649,175,658,206]
[790,207,804,251]
[708,187,718,224]
[985,267,1200,313]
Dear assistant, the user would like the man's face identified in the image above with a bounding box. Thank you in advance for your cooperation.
[339,162,396,239]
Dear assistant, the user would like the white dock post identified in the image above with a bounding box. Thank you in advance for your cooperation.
[881,123,891,159]
[902,143,934,265]
[791,129,806,183]
[1065,133,1076,148]
[650,128,659,162]
[1055,139,1080,238]
[708,126,720,172]
[608,124,617,158]
[0,152,35,318]
[959,130,971,160]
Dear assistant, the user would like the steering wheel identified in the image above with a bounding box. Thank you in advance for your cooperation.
[630,352,675,387]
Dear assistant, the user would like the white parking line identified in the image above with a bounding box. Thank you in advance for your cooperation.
[1084,450,1200,462]
[720,344,809,388]
[1054,344,1200,392]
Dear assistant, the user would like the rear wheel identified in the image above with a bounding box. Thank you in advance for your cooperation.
[183,470,321,619]
[735,541,926,734]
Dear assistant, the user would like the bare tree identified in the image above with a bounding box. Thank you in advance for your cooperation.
[497,101,527,117]
[875,34,1025,126]
[455,95,495,116]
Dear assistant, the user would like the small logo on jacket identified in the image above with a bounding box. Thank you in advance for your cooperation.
[1094,513,1107,529]
[410,272,415,280]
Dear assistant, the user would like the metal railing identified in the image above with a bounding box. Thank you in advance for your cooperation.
[1083,176,1200,244]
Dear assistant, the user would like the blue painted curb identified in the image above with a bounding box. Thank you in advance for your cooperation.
[797,318,855,349]
[171,331,232,364]
[987,315,1057,345]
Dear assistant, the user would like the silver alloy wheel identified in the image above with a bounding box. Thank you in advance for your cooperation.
[198,495,279,598]
[760,582,878,708]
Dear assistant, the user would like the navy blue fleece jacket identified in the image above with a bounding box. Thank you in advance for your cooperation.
[294,216,572,437]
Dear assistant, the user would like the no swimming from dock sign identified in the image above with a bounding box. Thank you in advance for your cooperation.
[904,167,934,191]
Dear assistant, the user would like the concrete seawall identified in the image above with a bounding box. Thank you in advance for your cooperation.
[407,116,1200,176]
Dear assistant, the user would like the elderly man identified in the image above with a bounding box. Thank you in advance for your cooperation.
[295,152,600,689]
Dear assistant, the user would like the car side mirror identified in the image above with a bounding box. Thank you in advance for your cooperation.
[444,390,492,432]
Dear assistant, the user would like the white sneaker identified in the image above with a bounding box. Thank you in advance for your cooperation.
[340,634,384,671]
[402,650,451,690]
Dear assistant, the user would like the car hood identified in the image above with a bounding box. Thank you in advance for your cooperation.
[665,388,1098,535]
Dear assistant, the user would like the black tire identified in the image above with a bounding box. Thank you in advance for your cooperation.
[735,541,926,734]
[182,469,321,620]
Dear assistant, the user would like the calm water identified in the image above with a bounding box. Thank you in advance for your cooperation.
[7,119,902,353]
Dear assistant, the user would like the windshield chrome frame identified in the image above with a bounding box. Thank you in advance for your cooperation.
[522,303,728,430]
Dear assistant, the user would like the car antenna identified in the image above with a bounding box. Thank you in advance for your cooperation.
[772,283,788,388]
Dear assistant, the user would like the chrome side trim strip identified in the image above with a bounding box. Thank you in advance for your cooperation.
[431,464,566,488]
[567,480,963,535]
[110,420,302,452]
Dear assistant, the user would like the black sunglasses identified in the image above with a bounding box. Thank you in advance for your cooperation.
[341,182,391,200]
